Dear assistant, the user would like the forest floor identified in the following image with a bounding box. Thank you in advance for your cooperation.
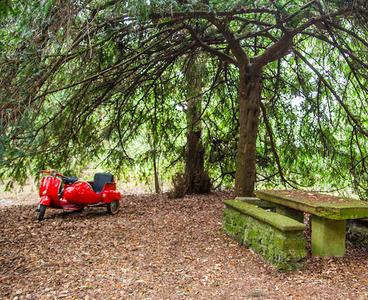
[1,191,368,300]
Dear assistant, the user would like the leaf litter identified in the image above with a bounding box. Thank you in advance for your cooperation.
[1,192,368,299]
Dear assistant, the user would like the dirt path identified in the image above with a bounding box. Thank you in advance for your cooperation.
[1,192,368,299]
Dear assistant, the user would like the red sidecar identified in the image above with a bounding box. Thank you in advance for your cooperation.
[37,170,121,220]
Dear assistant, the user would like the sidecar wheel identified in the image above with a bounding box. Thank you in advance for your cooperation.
[107,200,119,215]
[38,204,47,221]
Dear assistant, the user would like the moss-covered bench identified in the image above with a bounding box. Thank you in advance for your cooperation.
[223,200,307,270]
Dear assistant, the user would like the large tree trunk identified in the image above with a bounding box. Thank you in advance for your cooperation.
[184,56,211,194]
[235,66,262,197]
[185,97,210,193]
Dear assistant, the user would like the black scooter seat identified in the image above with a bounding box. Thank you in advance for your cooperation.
[63,176,78,185]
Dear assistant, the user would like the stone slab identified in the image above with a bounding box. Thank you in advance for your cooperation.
[255,190,368,220]
[224,200,306,232]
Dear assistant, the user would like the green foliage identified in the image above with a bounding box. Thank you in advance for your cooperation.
[0,0,11,18]
[1,0,368,198]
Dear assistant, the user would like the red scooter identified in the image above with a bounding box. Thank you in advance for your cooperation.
[37,170,121,220]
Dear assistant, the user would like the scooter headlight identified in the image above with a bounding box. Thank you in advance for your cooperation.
[42,190,47,195]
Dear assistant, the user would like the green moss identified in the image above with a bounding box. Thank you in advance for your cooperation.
[311,216,346,257]
[222,206,307,271]
[224,200,306,231]
[235,197,277,209]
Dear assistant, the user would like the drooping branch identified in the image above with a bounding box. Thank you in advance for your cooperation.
[149,8,277,21]
[294,49,368,138]
[209,17,249,65]
[252,6,353,68]
[185,25,237,66]
[253,32,293,68]
[260,102,298,189]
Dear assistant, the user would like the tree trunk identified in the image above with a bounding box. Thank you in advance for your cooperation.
[152,88,161,194]
[185,97,209,193]
[153,150,161,193]
[184,56,211,194]
[235,66,262,197]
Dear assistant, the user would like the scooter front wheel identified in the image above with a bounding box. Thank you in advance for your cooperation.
[107,200,119,215]
[38,204,47,221]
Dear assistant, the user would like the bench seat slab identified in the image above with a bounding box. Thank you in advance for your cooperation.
[235,197,276,209]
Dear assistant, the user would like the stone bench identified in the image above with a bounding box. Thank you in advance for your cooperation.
[223,200,307,270]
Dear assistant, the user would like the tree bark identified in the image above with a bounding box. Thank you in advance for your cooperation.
[185,97,209,193]
[235,65,262,197]
[152,88,161,194]
[153,151,161,193]
[184,56,210,194]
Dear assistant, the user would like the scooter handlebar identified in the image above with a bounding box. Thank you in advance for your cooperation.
[39,170,65,178]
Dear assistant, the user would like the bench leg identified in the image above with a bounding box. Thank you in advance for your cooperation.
[311,216,346,257]
[276,206,304,223]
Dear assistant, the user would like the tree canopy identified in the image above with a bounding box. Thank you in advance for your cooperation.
[1,0,368,197]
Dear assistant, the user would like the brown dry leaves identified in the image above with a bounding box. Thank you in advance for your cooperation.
[1,192,368,299]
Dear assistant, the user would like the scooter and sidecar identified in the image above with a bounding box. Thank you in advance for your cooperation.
[36,170,121,220]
